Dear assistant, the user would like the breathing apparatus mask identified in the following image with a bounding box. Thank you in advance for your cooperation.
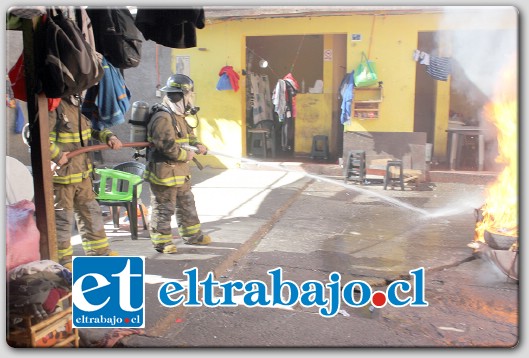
[128,74,201,154]
[162,74,200,120]
[166,91,200,116]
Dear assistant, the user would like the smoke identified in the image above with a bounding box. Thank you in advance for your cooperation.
[439,6,517,101]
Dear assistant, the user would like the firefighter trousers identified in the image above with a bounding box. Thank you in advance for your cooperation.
[54,177,113,266]
[149,178,203,250]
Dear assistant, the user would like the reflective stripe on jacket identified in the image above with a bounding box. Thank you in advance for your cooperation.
[145,109,201,187]
[49,99,114,185]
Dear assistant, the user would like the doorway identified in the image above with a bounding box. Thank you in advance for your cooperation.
[413,32,436,149]
[245,34,346,162]
[246,35,323,160]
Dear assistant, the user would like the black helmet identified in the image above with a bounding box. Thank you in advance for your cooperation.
[160,74,194,93]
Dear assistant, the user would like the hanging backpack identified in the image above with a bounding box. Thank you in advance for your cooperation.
[36,8,104,99]
[87,8,142,70]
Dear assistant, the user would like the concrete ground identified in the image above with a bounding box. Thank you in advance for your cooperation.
[71,163,519,349]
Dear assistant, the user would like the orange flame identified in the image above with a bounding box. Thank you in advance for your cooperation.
[474,56,518,242]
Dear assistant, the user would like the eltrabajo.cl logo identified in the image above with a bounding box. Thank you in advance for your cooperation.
[72,256,145,328]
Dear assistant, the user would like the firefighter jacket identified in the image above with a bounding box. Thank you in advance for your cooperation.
[144,106,202,187]
[49,99,115,185]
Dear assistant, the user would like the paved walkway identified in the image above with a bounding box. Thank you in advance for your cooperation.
[71,165,518,347]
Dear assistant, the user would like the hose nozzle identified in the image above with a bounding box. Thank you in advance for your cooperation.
[181,144,199,153]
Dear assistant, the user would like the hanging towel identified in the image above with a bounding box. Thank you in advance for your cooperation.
[218,66,240,92]
[249,73,272,126]
[14,101,25,134]
[426,56,451,81]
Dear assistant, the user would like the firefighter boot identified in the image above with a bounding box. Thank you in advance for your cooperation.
[184,234,211,245]
[155,244,178,254]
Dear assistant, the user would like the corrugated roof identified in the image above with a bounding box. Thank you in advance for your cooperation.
[204,6,445,21]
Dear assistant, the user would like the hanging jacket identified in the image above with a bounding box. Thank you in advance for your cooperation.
[339,72,355,125]
[134,9,205,49]
[283,73,299,118]
[272,74,298,121]
[82,57,131,130]
[144,97,202,187]
[49,98,115,184]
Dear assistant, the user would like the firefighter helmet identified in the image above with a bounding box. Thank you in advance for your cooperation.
[160,74,194,93]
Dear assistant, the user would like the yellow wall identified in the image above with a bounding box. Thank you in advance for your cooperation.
[178,9,516,168]
[295,94,332,153]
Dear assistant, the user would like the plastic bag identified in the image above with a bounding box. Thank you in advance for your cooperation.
[216,73,233,91]
[6,200,41,272]
[354,52,378,87]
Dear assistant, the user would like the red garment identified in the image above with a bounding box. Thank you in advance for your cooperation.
[48,98,61,111]
[283,72,299,91]
[8,52,61,110]
[8,53,27,101]
[42,288,69,313]
[219,66,240,92]
[283,73,299,118]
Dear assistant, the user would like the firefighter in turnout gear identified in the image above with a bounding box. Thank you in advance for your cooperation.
[145,74,211,254]
[49,96,122,270]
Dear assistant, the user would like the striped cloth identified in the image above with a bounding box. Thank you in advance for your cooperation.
[426,56,451,81]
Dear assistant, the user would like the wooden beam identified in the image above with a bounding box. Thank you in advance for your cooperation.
[22,17,57,262]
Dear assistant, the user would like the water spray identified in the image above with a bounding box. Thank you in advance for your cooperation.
[62,142,466,219]
[183,147,433,217]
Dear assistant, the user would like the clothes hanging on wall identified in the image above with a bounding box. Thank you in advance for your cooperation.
[134,8,205,49]
[426,56,451,81]
[249,73,273,126]
[216,73,232,91]
[217,66,240,92]
[283,73,299,118]
[412,49,430,65]
[272,73,299,152]
[339,72,355,125]
[413,49,451,81]
[272,73,299,121]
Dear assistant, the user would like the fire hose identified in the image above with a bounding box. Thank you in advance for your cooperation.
[50,141,204,172]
